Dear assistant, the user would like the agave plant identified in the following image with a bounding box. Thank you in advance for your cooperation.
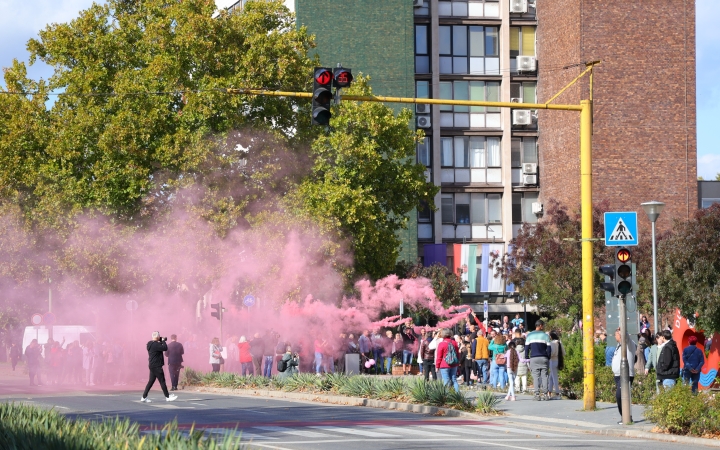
[339,376,378,398]
[283,373,321,392]
[475,391,502,414]
[269,375,285,390]
[408,378,430,403]
[425,380,451,406]
[375,378,408,400]
[446,389,474,410]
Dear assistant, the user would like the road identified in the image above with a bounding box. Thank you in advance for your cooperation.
[0,381,689,450]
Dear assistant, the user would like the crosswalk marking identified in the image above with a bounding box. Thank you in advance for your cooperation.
[358,425,446,437]
[200,428,276,440]
[308,426,400,438]
[253,426,331,438]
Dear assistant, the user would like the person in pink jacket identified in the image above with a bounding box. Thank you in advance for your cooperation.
[435,328,461,392]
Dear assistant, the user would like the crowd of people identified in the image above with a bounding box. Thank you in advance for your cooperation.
[19,338,128,387]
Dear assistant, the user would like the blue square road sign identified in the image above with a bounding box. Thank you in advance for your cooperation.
[604,212,638,247]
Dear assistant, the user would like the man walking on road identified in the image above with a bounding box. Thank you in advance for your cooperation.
[25,339,42,386]
[525,320,551,400]
[141,332,177,403]
[165,334,184,391]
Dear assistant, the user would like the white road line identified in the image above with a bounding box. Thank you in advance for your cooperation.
[189,402,207,406]
[472,425,561,438]
[308,426,400,438]
[358,425,446,437]
[146,404,195,409]
[252,426,331,438]
[421,424,507,437]
[199,428,277,440]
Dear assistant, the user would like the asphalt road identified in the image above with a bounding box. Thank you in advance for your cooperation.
[0,384,688,450]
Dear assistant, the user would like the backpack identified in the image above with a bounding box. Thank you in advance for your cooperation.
[495,352,507,365]
[277,357,288,373]
[444,342,459,365]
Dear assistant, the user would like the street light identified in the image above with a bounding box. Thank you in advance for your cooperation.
[641,201,665,334]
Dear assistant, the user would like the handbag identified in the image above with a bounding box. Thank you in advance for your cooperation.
[495,352,507,365]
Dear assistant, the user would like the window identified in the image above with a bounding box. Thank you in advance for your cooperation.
[417,137,431,167]
[510,27,536,72]
[418,200,433,240]
[415,25,430,74]
[439,26,499,75]
[439,81,501,128]
[438,0,500,18]
[511,137,537,185]
[441,193,503,239]
[510,137,538,167]
[440,136,501,184]
[512,192,539,223]
[510,82,536,104]
[702,198,720,209]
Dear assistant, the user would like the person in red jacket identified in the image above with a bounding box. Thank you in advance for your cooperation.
[435,328,461,392]
[237,336,253,376]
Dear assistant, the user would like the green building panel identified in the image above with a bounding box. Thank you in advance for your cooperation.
[296,0,419,264]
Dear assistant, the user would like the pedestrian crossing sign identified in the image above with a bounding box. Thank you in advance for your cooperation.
[604,212,638,246]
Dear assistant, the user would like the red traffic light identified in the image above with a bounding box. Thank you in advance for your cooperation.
[314,68,333,86]
[616,248,631,263]
[333,68,353,88]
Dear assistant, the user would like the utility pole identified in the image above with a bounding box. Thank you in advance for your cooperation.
[618,294,632,424]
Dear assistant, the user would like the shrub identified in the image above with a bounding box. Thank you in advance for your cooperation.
[475,391,501,414]
[646,384,715,435]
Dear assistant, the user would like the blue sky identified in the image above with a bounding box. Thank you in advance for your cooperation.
[1,0,718,179]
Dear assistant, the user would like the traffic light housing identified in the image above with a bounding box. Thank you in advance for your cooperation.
[333,67,353,88]
[210,302,223,321]
[598,264,616,296]
[312,67,333,125]
[614,248,633,296]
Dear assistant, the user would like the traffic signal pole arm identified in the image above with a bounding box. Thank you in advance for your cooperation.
[225,88,582,111]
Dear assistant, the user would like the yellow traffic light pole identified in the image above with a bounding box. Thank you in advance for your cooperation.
[228,70,598,409]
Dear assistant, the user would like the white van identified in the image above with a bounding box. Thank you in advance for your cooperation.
[22,326,96,355]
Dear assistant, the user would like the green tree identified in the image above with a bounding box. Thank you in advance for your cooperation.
[658,203,720,332]
[292,77,438,280]
[1,0,315,224]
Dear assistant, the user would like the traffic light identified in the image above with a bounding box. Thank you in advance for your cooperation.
[333,67,353,88]
[312,67,333,125]
[614,247,633,296]
[598,264,616,296]
[210,302,223,321]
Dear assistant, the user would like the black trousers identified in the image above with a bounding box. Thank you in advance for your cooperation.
[143,366,169,398]
[423,359,436,381]
[168,364,182,389]
[614,375,634,416]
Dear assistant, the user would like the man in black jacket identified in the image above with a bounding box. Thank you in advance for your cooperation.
[141,332,177,403]
[656,330,680,389]
[165,334,184,391]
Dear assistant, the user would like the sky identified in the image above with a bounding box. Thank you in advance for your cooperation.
[0,0,718,179]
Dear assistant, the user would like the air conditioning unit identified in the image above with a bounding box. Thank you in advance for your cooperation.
[510,0,528,13]
[413,0,424,7]
[510,98,521,103]
[522,163,537,174]
[531,202,543,214]
[512,110,532,126]
[416,114,431,129]
[522,174,537,185]
[416,103,430,114]
[517,56,537,72]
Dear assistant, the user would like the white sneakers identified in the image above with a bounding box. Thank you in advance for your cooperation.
[141,394,177,402]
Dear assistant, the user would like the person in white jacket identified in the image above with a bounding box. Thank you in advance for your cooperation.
[611,328,637,424]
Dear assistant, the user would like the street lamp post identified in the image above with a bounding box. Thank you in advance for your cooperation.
[641,201,665,334]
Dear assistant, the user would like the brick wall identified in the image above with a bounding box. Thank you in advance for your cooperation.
[538,0,697,232]
[295,0,419,263]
